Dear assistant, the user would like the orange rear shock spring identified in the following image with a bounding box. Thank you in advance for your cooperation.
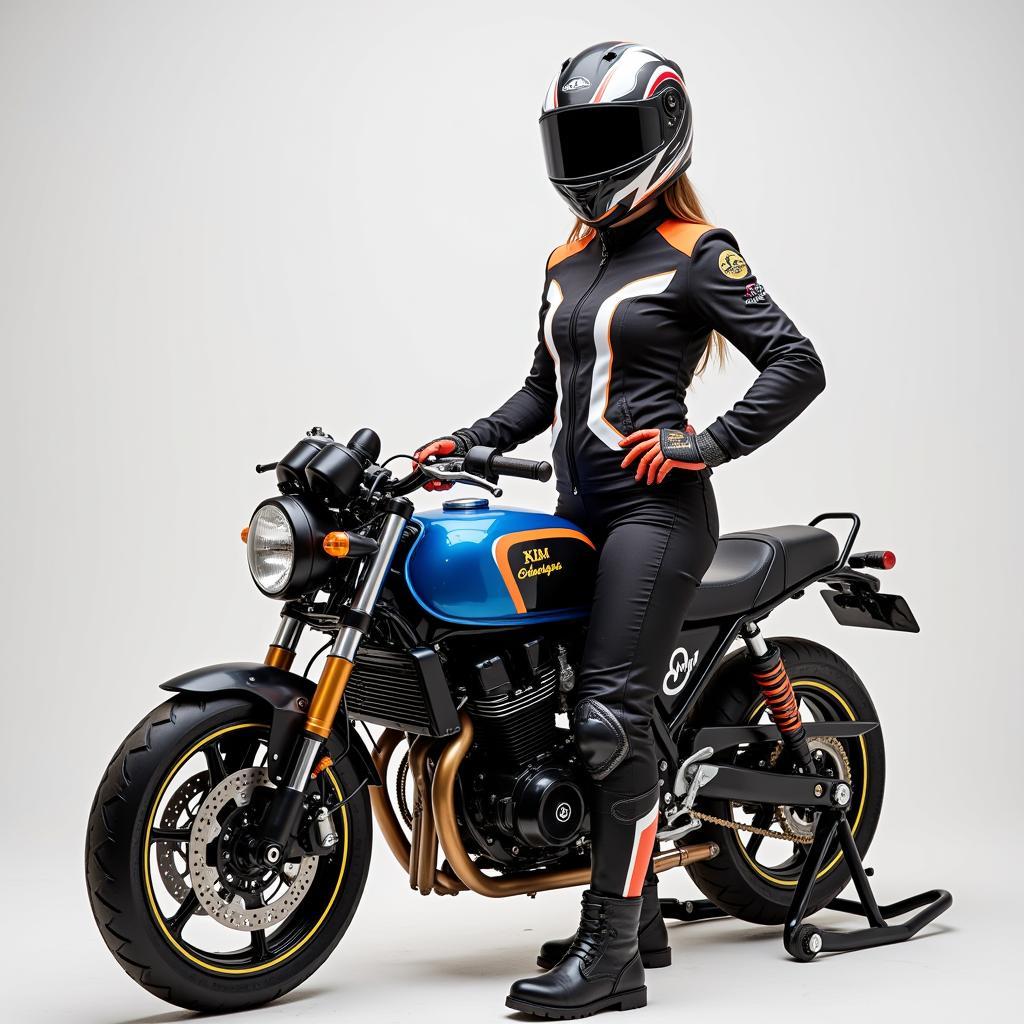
[750,643,815,773]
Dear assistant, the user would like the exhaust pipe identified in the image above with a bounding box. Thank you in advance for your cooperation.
[431,713,719,898]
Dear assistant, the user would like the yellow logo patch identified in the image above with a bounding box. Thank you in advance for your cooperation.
[718,249,749,279]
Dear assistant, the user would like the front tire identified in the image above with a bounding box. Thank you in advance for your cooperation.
[684,638,885,925]
[85,696,372,1012]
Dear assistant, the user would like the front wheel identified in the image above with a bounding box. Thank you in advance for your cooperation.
[85,696,372,1012]
[684,637,885,925]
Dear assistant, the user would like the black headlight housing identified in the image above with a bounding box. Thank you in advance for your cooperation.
[246,495,335,600]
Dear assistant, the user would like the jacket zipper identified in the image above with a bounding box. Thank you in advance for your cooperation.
[564,234,610,495]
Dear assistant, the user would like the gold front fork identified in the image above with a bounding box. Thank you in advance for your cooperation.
[264,615,304,671]
[255,504,412,862]
[305,656,355,738]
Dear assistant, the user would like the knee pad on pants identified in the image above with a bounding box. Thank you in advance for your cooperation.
[574,698,629,781]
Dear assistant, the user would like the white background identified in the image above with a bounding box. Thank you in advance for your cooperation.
[1,1,1020,1021]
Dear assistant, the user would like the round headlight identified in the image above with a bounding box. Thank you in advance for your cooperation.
[245,496,336,600]
[247,504,295,594]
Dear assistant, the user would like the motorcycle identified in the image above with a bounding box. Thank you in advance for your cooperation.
[86,426,951,1012]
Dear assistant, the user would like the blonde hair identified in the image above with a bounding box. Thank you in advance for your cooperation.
[566,174,726,375]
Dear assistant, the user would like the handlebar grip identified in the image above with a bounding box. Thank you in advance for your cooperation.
[464,446,552,483]
[490,454,553,482]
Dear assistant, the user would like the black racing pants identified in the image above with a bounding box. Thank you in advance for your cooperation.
[556,473,719,898]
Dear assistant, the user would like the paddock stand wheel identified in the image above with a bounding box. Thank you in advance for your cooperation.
[783,806,952,961]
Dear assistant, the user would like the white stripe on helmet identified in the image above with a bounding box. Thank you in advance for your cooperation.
[592,45,661,104]
[606,144,666,212]
[543,71,559,112]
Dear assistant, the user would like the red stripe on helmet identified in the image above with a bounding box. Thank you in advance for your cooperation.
[644,70,684,98]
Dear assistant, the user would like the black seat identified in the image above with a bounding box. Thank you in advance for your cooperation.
[689,525,839,621]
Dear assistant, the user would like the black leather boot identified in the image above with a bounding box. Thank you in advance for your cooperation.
[506,890,647,1019]
[536,878,670,970]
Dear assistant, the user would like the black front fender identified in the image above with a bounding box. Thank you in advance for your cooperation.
[160,662,381,789]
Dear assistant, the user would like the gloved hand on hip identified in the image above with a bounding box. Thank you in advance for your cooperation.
[619,425,725,485]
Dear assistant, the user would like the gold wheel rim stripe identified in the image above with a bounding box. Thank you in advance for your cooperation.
[143,722,350,976]
[737,680,869,888]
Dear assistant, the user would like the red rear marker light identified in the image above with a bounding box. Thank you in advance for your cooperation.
[849,550,897,570]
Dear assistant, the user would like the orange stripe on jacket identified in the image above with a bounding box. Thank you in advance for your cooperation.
[656,219,715,257]
[547,231,596,270]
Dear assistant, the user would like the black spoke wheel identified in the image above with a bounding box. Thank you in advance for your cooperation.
[682,638,885,925]
[86,696,372,1012]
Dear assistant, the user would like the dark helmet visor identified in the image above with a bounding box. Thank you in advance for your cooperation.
[540,104,665,181]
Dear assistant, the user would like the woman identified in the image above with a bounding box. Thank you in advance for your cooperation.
[414,41,825,1019]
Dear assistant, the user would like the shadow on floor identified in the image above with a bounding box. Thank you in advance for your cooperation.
[106,986,329,1024]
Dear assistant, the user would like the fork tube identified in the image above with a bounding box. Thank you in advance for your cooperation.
[264,615,304,670]
[260,500,413,860]
[303,501,412,740]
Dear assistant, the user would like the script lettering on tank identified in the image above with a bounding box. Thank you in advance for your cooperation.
[518,546,564,580]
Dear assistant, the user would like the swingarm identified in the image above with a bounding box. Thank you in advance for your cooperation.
[681,763,853,811]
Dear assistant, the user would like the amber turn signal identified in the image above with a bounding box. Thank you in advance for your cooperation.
[323,531,351,558]
[240,526,249,543]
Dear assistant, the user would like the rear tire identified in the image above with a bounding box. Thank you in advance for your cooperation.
[85,696,372,1012]
[683,638,885,925]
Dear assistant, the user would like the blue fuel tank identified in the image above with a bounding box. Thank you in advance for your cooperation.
[404,499,596,627]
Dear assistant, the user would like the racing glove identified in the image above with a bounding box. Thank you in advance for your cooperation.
[619,426,727,485]
[412,430,477,491]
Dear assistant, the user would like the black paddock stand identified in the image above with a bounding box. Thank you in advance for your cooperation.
[784,807,952,960]
[660,808,952,961]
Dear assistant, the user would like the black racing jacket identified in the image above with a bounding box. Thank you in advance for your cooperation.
[465,202,825,496]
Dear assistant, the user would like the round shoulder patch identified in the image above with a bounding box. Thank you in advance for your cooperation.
[718,249,749,279]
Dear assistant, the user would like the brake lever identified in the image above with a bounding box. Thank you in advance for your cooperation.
[420,460,503,497]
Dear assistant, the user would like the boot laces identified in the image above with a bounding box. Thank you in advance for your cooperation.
[574,902,614,966]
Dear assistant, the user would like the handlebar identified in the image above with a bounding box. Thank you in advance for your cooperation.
[464,446,553,483]
[388,446,553,497]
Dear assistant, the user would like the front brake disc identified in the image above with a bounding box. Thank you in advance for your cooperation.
[156,772,209,915]
[188,766,318,932]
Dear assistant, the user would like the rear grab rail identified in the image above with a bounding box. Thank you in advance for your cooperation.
[809,512,861,572]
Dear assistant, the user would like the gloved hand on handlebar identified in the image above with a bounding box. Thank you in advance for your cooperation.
[619,425,726,485]
[412,430,477,491]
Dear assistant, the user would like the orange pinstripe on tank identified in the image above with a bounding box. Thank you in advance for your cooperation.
[493,528,595,614]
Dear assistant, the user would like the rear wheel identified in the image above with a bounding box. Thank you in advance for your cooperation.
[684,638,885,925]
[85,696,372,1012]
